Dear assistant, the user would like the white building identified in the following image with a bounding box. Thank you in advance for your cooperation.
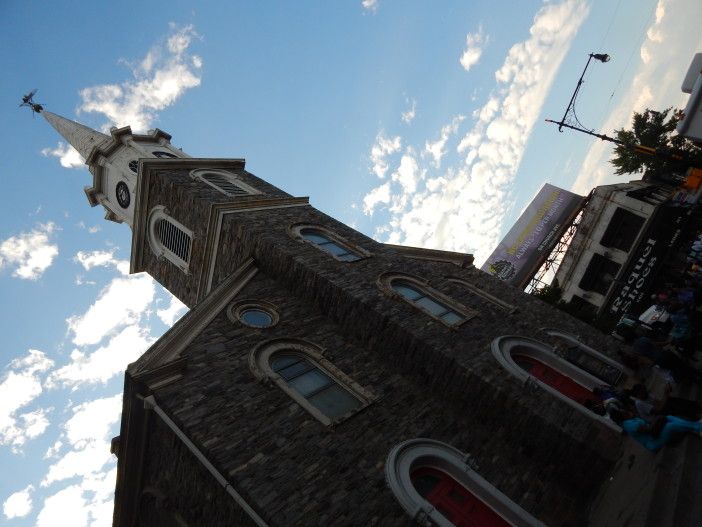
[554,180,687,320]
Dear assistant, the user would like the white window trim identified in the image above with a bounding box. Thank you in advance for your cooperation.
[491,336,619,430]
[447,277,517,314]
[377,272,477,327]
[147,205,193,273]
[289,224,371,262]
[386,438,545,527]
[539,328,631,384]
[227,299,280,328]
[248,338,374,426]
[190,168,260,197]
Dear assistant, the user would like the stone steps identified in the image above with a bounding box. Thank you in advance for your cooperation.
[586,378,702,526]
[643,382,702,527]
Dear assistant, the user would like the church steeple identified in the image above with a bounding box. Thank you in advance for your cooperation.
[42,110,184,228]
[42,111,111,162]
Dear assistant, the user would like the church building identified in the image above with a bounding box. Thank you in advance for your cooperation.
[43,110,630,526]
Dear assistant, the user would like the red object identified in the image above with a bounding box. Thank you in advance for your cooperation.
[513,354,594,404]
[411,467,511,527]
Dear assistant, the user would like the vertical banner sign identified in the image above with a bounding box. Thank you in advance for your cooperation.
[481,184,584,286]
[606,205,692,317]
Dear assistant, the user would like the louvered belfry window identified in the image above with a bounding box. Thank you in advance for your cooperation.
[156,218,192,263]
[201,172,249,196]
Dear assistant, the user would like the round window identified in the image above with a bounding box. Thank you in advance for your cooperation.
[153,151,178,159]
[240,308,274,328]
[128,160,138,173]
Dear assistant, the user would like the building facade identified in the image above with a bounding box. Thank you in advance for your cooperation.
[43,111,631,527]
[554,180,695,324]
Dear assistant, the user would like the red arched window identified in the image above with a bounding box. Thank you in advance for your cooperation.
[512,354,594,405]
[411,467,510,527]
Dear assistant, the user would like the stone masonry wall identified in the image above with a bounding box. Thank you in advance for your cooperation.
[151,270,620,527]
[140,167,291,307]
[134,165,627,525]
[137,412,259,527]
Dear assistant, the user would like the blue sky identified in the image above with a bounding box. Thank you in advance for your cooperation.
[1,0,701,524]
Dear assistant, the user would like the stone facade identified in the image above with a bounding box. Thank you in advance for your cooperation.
[110,158,630,526]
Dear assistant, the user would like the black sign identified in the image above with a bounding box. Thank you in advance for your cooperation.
[607,205,691,317]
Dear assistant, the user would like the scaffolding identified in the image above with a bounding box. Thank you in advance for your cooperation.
[523,203,587,295]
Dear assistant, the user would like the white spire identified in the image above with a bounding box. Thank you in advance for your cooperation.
[42,111,111,162]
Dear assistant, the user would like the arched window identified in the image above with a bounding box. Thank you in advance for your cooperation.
[152,150,179,159]
[379,274,475,326]
[249,339,374,425]
[190,169,257,197]
[291,225,369,262]
[491,336,618,429]
[271,354,361,419]
[540,328,628,386]
[386,439,544,527]
[147,206,193,272]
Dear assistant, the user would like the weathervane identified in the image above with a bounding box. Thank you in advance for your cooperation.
[19,89,44,115]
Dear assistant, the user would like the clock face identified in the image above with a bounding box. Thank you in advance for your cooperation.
[116,181,131,209]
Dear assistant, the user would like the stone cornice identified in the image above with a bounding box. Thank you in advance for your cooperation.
[84,126,175,209]
[383,243,475,267]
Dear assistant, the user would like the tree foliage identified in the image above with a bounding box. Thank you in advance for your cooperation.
[610,107,702,180]
[531,279,562,305]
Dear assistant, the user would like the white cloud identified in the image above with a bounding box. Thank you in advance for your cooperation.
[74,249,129,275]
[460,26,488,72]
[572,0,702,193]
[66,274,156,346]
[3,484,33,519]
[48,325,155,388]
[401,98,417,124]
[0,222,59,280]
[362,0,378,13]
[157,294,188,326]
[424,116,465,167]
[41,142,84,169]
[0,350,54,451]
[35,485,89,527]
[78,24,202,132]
[44,440,63,459]
[361,0,589,265]
[370,132,402,179]
[42,394,122,487]
[37,396,122,526]
[392,150,423,198]
[363,182,392,215]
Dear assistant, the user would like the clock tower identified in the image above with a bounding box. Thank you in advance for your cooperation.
[43,111,184,227]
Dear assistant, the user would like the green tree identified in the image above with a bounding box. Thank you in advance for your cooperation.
[531,279,562,306]
[610,107,702,180]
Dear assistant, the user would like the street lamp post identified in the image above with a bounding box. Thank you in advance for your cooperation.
[546,52,695,169]
[555,52,610,132]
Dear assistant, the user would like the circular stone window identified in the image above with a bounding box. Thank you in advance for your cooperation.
[128,160,138,173]
[241,309,273,327]
[153,151,178,159]
[228,301,279,329]
[116,181,131,208]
